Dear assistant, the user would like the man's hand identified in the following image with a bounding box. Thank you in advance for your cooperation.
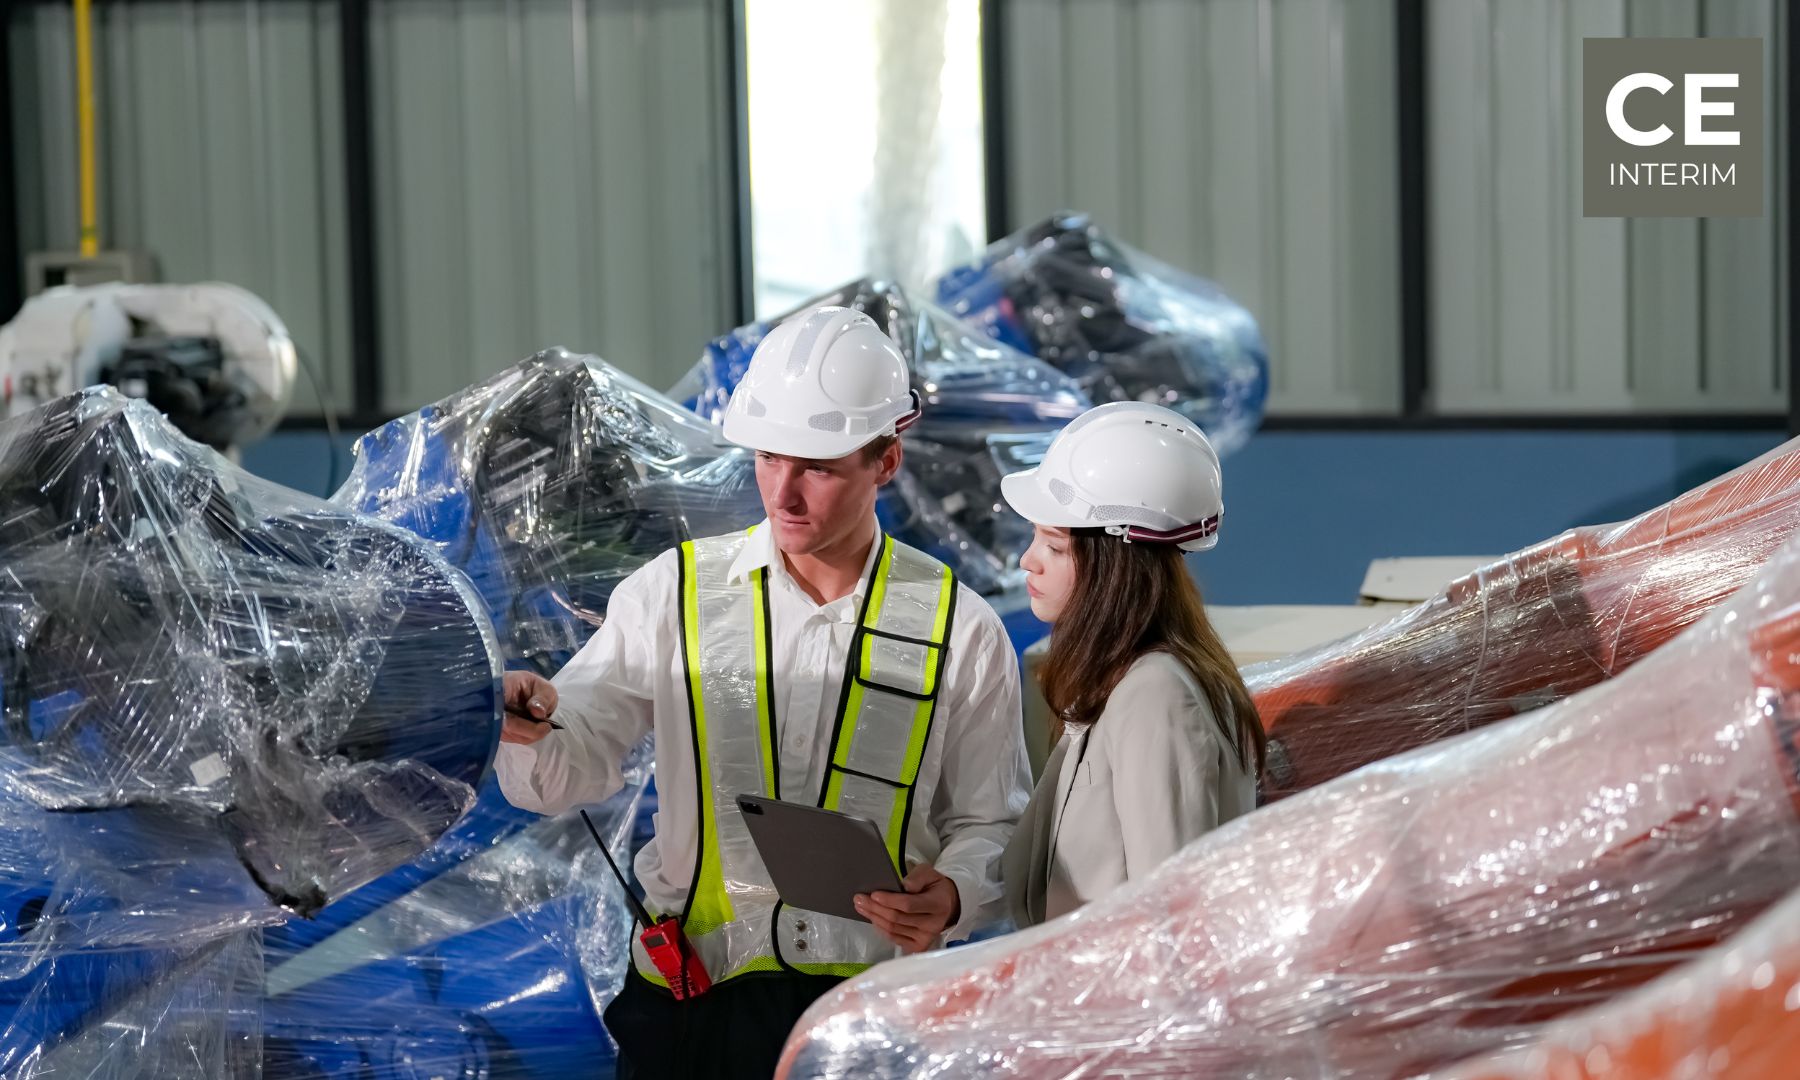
[854,864,961,954]
[500,671,559,745]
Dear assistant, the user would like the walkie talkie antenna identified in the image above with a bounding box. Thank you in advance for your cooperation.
[579,808,654,931]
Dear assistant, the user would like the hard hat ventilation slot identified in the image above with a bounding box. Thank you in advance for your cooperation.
[1095,503,1149,520]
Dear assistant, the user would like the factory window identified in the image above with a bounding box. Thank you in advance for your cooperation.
[744,0,987,318]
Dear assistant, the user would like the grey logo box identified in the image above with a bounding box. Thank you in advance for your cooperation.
[1583,37,1763,218]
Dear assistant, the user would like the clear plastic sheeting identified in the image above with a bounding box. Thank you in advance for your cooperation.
[778,499,1800,1079]
[0,386,500,915]
[339,348,765,675]
[673,277,1089,595]
[319,352,731,1076]
[1441,880,1800,1080]
[1253,435,1800,802]
[261,754,650,1079]
[935,211,1269,456]
[0,387,502,1077]
[0,929,266,1080]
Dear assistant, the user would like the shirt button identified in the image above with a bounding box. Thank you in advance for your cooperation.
[795,940,809,952]
[795,920,808,932]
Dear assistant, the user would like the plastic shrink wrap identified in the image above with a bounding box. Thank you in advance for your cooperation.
[1439,878,1800,1080]
[934,211,1268,456]
[338,348,765,675]
[673,277,1088,597]
[286,349,743,1077]
[1253,436,1800,801]
[260,755,648,1079]
[0,387,502,1077]
[778,469,1800,1078]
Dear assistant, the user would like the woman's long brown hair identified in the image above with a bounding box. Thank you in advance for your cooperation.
[1039,528,1265,775]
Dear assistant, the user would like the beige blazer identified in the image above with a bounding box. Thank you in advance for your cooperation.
[1003,652,1257,926]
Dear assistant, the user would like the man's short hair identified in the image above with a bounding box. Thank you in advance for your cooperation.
[861,434,899,464]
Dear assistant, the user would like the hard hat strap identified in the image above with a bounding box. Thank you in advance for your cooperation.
[893,389,924,435]
[1105,514,1221,546]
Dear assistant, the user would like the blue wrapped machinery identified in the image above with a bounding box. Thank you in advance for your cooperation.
[289,349,763,1078]
[1,331,1067,1075]
[935,211,1269,456]
[259,761,648,1080]
[673,277,1090,600]
[338,349,765,676]
[0,387,503,1077]
[308,337,1060,1077]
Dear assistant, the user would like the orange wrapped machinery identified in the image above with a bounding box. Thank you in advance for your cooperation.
[1435,611,1800,1080]
[777,465,1800,1079]
[1254,436,1800,801]
[1440,878,1800,1080]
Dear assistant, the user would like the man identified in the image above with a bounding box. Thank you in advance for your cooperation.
[495,306,1029,1079]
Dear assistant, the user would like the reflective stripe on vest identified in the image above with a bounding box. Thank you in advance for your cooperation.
[635,529,956,988]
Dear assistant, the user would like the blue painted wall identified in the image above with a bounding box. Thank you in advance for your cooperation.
[243,430,363,502]
[245,426,1788,607]
[1189,429,1787,605]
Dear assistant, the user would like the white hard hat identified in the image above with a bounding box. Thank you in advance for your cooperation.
[1001,401,1223,551]
[721,306,922,459]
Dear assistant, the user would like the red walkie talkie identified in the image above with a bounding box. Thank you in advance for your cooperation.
[579,810,712,1000]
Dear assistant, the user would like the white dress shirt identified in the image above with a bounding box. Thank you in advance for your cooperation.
[495,517,1031,942]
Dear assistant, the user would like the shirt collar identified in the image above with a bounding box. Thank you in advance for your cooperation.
[727,516,884,599]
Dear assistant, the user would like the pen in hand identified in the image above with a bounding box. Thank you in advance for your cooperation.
[500,673,563,745]
[506,706,562,731]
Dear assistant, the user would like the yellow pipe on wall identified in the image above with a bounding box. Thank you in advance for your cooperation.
[74,0,98,257]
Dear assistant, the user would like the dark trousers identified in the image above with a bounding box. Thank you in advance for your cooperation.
[604,967,845,1080]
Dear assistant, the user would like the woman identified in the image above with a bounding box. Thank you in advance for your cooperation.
[1000,401,1264,926]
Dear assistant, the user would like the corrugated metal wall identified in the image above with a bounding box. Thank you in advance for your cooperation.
[1000,0,1403,415]
[369,0,736,413]
[9,0,736,419]
[1001,0,1787,418]
[11,0,355,416]
[1428,0,1786,414]
[12,0,1787,422]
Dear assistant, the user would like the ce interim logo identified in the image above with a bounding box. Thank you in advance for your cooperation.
[1583,38,1763,217]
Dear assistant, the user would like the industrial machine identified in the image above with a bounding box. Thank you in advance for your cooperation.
[935,211,1269,456]
[0,282,299,453]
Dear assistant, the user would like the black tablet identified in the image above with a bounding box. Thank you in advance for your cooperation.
[736,794,905,922]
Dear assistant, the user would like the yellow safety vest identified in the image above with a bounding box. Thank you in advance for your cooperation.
[633,528,958,987]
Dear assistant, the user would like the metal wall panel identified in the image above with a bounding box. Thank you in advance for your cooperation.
[369,0,737,413]
[10,0,355,417]
[1428,0,1785,414]
[11,0,737,420]
[1001,0,1403,415]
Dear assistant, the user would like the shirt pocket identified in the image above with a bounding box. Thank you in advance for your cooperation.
[1066,754,1114,802]
[1051,757,1115,868]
